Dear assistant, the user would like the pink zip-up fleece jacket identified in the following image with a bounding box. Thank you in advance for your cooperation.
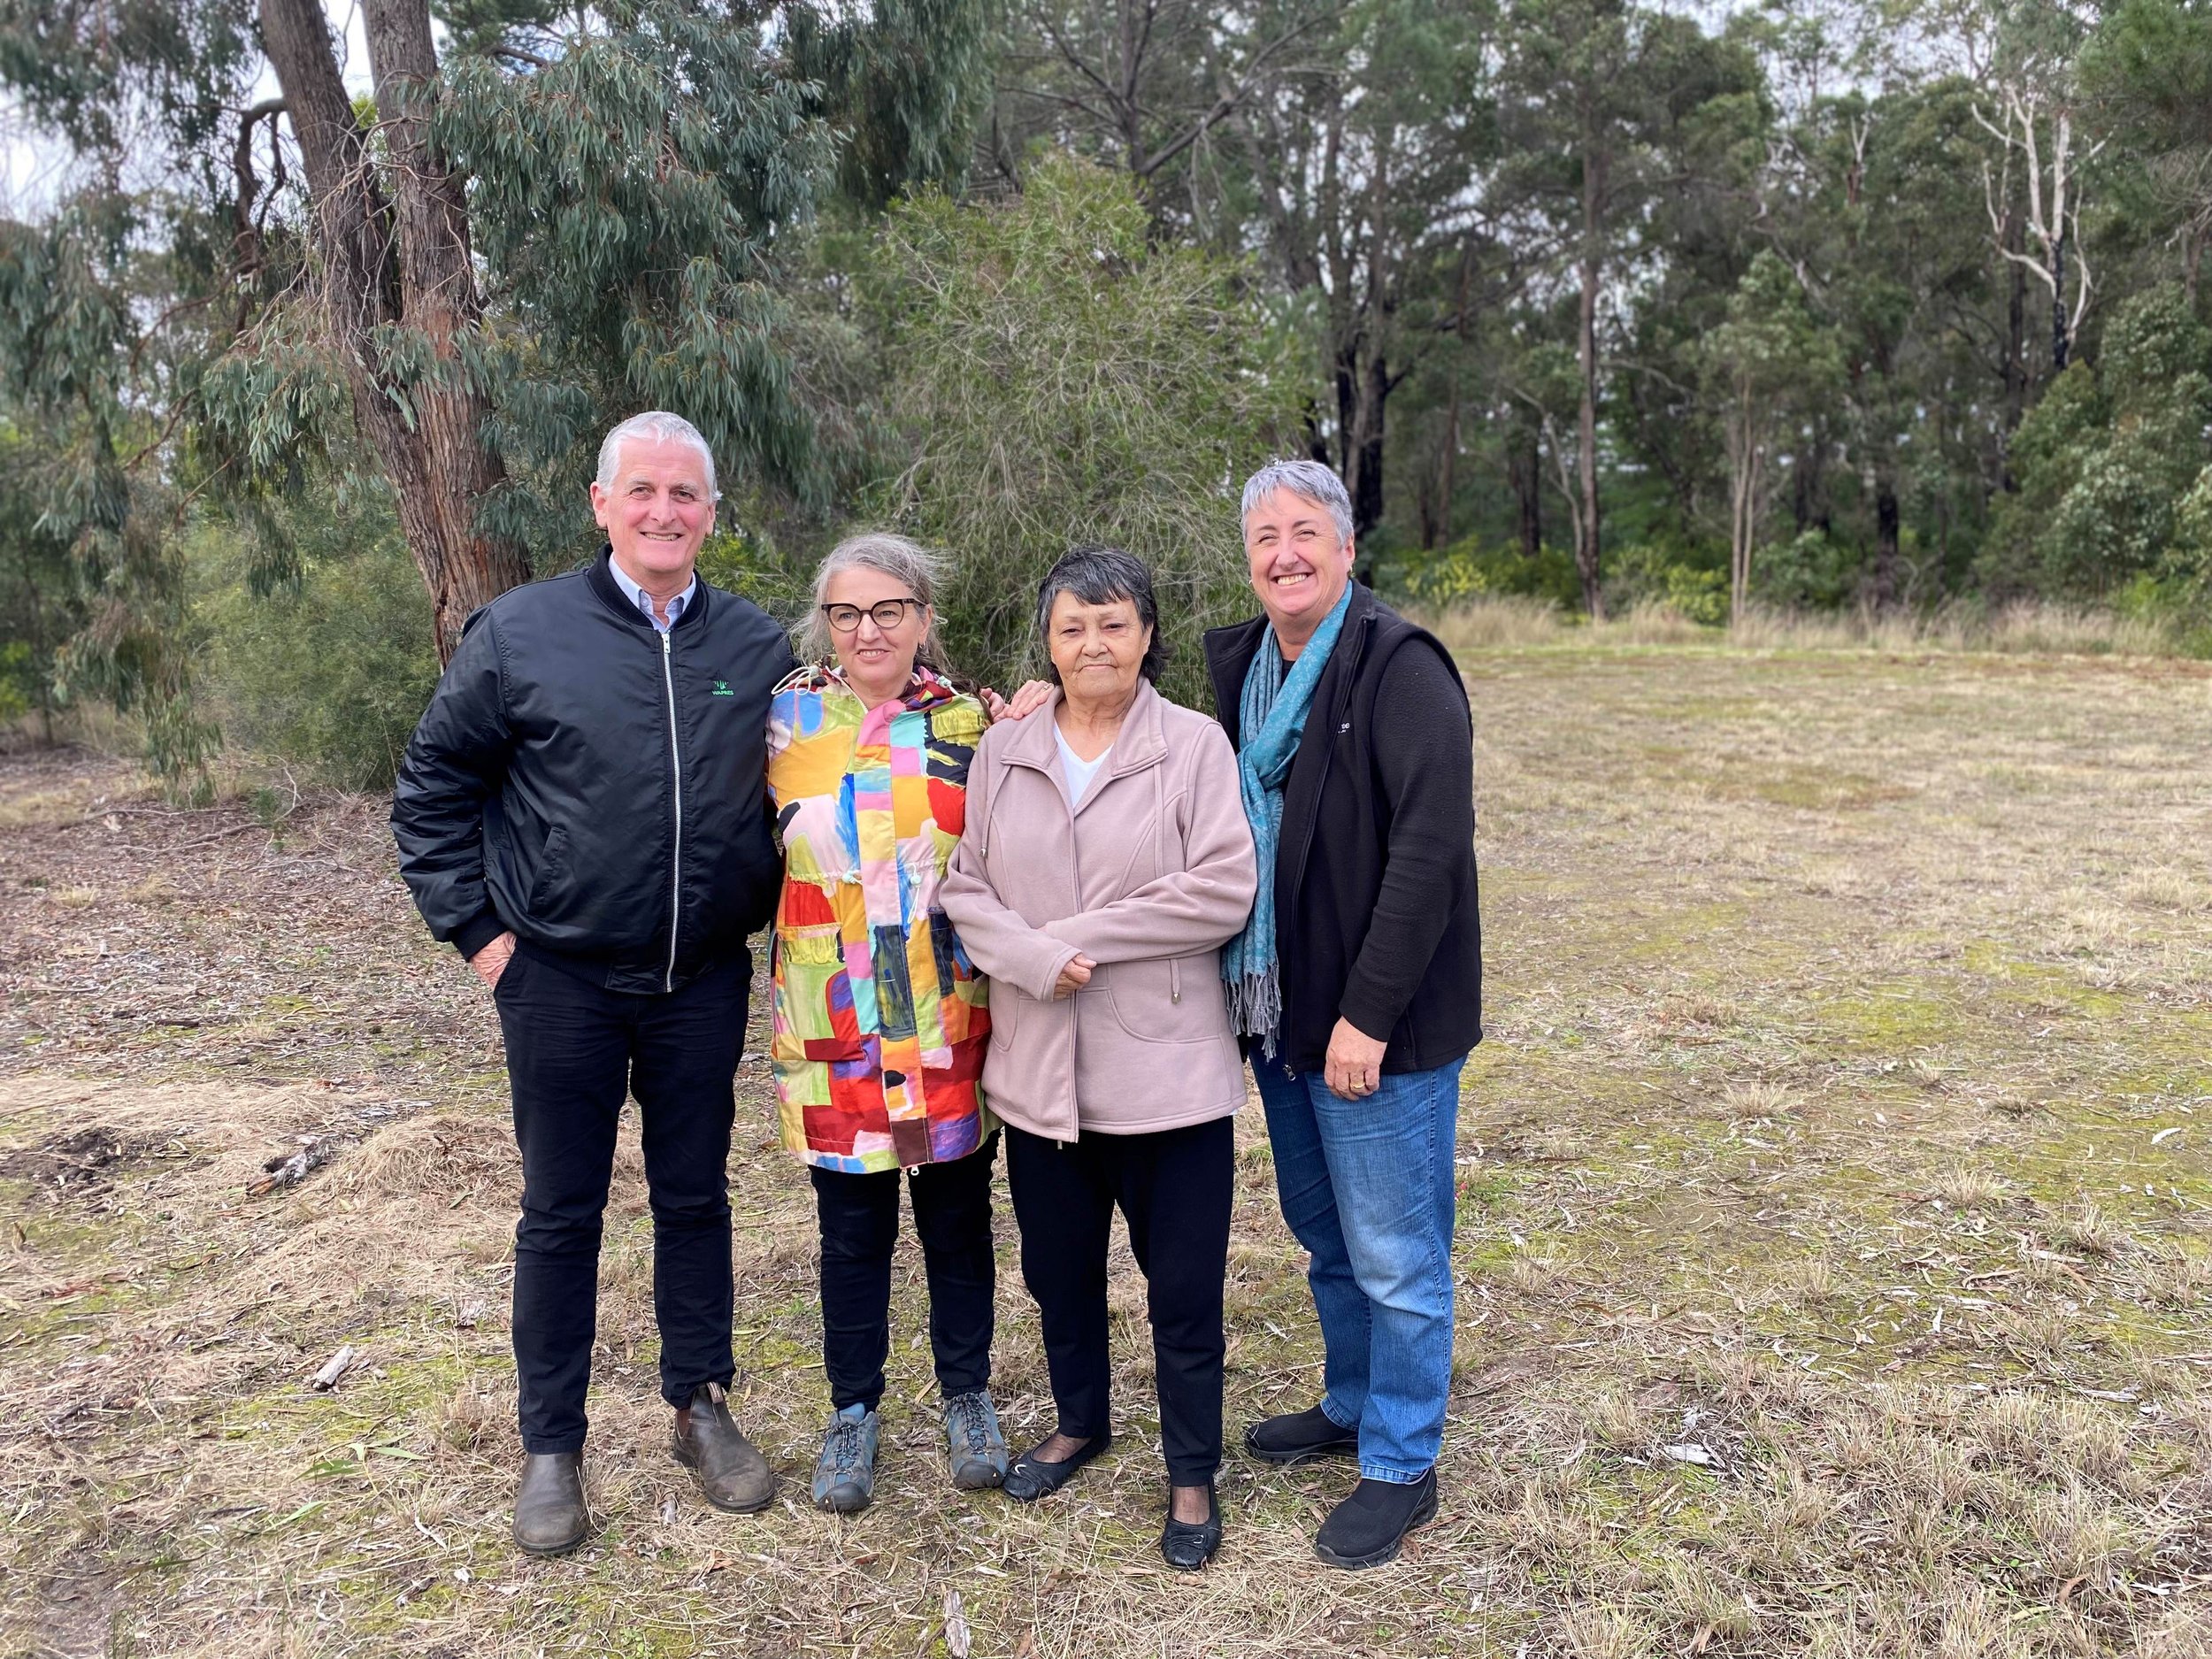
[940,678,1258,1142]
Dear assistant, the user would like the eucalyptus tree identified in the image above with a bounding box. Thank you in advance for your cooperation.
[1495,0,1760,616]
[862,157,1297,705]
[1701,252,1839,617]
[0,0,989,672]
[1227,0,1498,545]
[983,0,1329,237]
[2078,0,2212,303]
[1954,0,2100,372]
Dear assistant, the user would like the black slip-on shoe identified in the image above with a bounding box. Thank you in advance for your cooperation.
[1313,1469,1439,1570]
[1159,1481,1223,1571]
[1002,1432,1112,1503]
[512,1451,589,1556]
[1244,1403,1359,1466]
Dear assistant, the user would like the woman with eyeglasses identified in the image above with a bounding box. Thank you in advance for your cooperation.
[764,533,1044,1513]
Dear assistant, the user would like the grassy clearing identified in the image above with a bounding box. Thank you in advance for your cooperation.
[1418,595,2193,657]
[2,646,2209,1656]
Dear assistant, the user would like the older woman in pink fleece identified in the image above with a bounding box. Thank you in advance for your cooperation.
[941,545,1256,1573]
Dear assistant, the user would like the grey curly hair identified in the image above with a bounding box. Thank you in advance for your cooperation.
[803,532,959,680]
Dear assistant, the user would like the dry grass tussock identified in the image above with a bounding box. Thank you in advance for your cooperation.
[4,643,2212,1656]
[1415,593,2194,657]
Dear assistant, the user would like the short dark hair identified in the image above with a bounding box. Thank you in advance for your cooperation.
[1033,544,1169,685]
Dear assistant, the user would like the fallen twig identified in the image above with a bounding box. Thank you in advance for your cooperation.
[310,1346,358,1390]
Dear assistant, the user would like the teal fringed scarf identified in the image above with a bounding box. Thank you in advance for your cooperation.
[1222,582,1354,1057]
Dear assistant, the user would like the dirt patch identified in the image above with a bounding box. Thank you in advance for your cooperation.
[0,1124,176,1188]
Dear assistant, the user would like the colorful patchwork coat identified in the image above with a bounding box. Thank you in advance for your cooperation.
[765,666,993,1172]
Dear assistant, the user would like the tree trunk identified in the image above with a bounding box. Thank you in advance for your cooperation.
[1348,345,1387,548]
[2049,223,2070,373]
[1868,472,1901,610]
[1418,383,1460,550]
[260,0,531,665]
[1728,402,1754,623]
[1510,409,1543,560]
[2000,204,2027,489]
[1575,158,1606,621]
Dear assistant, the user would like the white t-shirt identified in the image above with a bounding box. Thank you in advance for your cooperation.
[1054,725,1112,805]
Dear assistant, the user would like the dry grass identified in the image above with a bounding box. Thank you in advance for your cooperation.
[4,643,2211,1656]
[1414,594,2193,659]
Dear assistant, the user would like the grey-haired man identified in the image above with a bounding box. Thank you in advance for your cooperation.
[392,412,795,1554]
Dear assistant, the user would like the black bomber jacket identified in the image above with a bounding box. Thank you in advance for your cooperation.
[390,549,796,994]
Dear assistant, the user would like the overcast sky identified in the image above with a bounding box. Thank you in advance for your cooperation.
[0,0,374,219]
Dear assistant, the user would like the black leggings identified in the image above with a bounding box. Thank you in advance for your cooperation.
[809,1133,999,1412]
[1005,1118,1233,1485]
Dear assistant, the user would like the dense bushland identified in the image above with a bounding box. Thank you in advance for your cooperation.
[4,0,2212,783]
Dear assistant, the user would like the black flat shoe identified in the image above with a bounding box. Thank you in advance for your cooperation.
[1244,1402,1359,1466]
[1159,1481,1223,1571]
[1314,1469,1439,1570]
[1002,1432,1112,1503]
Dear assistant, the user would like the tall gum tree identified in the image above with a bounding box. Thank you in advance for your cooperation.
[257,0,528,662]
[0,0,991,672]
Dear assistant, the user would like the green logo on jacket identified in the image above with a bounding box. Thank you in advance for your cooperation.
[712,680,733,696]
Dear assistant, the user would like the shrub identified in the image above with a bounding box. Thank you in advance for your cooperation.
[190,487,441,791]
[1380,534,1583,612]
[858,155,1298,705]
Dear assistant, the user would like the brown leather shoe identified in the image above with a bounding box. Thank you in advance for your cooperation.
[512,1451,588,1555]
[672,1382,774,1513]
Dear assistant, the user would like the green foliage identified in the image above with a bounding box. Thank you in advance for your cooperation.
[0,419,85,737]
[0,0,995,786]
[1611,542,1730,626]
[426,0,993,560]
[859,156,1298,704]
[1985,288,2212,596]
[1756,530,1861,611]
[190,485,441,791]
[1379,535,1585,612]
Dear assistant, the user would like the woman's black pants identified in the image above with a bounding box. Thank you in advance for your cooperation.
[1004,1117,1233,1486]
[808,1133,999,1413]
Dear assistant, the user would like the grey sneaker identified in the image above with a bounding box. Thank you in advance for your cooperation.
[942,1388,1009,1490]
[811,1403,879,1514]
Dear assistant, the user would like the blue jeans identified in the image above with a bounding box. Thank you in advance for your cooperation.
[1252,1053,1464,1483]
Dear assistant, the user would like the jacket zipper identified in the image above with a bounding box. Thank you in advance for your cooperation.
[1156,763,1179,1005]
[1061,749,1085,1146]
[661,628,683,993]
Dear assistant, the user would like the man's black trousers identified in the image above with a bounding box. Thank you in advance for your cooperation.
[1004,1118,1233,1486]
[495,946,747,1454]
[808,1133,999,1414]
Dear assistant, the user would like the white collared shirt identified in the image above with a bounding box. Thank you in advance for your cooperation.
[608,554,697,633]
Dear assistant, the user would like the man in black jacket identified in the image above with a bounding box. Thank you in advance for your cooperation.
[391,411,796,1555]
[1205,459,1481,1571]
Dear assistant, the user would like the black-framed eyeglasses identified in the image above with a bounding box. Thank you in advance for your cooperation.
[821,598,923,633]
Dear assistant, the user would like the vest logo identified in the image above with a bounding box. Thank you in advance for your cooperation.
[712,680,734,696]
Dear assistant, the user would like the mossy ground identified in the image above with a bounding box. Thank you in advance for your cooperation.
[2,645,2208,1656]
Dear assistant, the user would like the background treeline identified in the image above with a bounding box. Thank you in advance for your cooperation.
[0,0,2208,790]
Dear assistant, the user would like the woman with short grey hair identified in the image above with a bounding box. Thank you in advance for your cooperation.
[942,545,1257,1571]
